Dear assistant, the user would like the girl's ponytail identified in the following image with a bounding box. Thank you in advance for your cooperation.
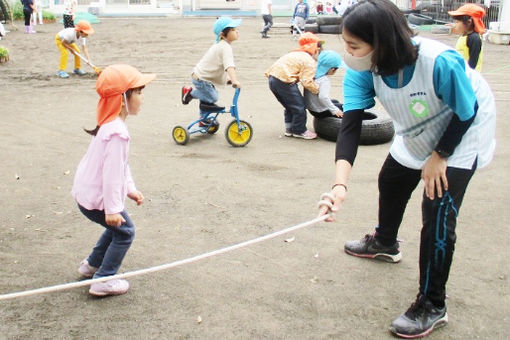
[84,126,100,136]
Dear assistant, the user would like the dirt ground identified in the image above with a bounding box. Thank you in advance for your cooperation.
[0,17,509,339]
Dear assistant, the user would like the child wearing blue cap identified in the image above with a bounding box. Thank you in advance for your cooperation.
[181,16,242,122]
[305,50,344,118]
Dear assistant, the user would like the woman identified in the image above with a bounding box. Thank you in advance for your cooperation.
[318,0,496,338]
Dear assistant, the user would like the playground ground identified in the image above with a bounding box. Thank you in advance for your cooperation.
[0,17,509,339]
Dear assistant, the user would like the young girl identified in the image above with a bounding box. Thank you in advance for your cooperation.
[448,3,486,71]
[55,20,94,78]
[317,0,495,337]
[21,0,37,34]
[181,16,241,124]
[72,64,155,297]
[63,0,78,28]
[304,50,343,119]
[265,32,321,139]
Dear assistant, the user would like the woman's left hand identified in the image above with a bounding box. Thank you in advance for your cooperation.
[421,151,448,200]
[128,190,144,205]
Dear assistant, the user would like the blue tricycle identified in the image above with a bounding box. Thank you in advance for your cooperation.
[172,88,253,147]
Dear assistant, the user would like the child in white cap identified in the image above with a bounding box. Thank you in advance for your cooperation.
[181,16,242,123]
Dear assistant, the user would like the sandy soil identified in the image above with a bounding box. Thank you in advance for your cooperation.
[0,17,509,339]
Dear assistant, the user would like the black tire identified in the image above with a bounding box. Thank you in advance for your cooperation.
[317,16,343,26]
[313,110,395,145]
[207,122,220,134]
[318,24,342,34]
[225,119,253,147]
[407,13,434,26]
[306,18,316,24]
[431,25,451,34]
[304,23,319,33]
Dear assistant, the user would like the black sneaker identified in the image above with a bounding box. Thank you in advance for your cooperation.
[344,234,401,263]
[390,294,448,338]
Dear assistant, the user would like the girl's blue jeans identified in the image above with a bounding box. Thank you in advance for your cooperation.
[268,76,308,135]
[78,205,135,278]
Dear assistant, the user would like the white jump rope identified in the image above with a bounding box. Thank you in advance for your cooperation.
[0,194,336,301]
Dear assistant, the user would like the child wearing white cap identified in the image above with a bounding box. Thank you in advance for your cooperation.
[181,16,242,123]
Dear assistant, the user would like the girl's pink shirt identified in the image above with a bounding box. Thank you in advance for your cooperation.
[71,117,136,214]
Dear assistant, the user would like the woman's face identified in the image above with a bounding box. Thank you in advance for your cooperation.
[342,28,373,57]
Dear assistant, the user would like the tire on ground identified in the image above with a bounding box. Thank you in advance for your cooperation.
[317,16,343,26]
[306,18,317,24]
[431,25,451,34]
[313,110,395,145]
[318,24,342,34]
[304,23,319,33]
[407,13,434,26]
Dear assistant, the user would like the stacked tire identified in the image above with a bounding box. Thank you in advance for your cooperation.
[318,16,343,34]
[304,16,343,35]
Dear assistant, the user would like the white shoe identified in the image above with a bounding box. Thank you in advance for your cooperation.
[78,259,98,278]
[89,279,129,296]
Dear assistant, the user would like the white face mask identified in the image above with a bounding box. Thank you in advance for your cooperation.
[342,50,374,72]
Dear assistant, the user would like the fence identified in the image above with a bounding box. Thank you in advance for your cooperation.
[417,0,500,26]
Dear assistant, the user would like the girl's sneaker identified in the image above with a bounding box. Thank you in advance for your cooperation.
[57,70,69,78]
[292,130,317,140]
[89,279,129,297]
[73,69,86,75]
[78,259,98,278]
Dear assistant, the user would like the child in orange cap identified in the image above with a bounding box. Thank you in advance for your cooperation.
[55,20,95,78]
[265,32,322,139]
[72,64,155,297]
[448,4,486,71]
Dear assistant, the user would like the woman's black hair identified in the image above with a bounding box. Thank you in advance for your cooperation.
[84,87,143,136]
[342,0,418,76]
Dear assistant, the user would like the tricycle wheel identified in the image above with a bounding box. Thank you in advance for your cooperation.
[225,120,253,147]
[207,122,220,134]
[172,125,190,145]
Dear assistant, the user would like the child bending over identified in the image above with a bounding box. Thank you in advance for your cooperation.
[304,50,344,119]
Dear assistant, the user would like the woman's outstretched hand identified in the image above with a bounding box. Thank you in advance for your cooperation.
[318,185,347,222]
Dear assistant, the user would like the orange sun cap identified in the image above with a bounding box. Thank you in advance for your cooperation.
[95,64,156,126]
[448,3,486,33]
[295,32,325,55]
[75,20,95,35]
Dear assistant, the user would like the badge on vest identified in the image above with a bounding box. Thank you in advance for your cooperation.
[409,99,429,118]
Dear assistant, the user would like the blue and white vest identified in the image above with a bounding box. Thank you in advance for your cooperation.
[373,37,496,170]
